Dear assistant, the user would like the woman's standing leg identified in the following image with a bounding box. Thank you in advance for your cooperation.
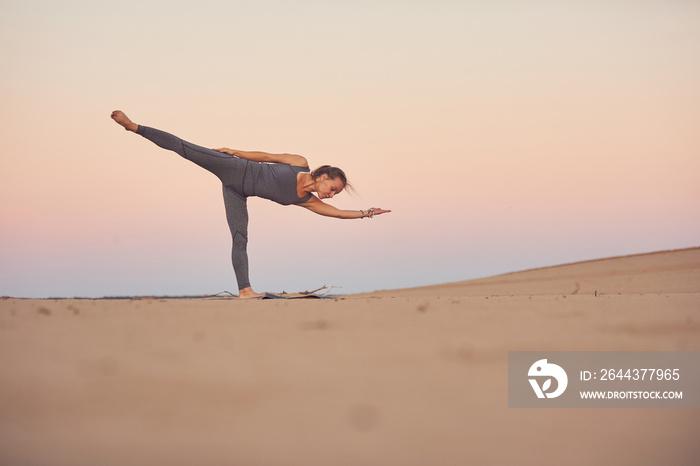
[222,186,262,298]
[222,186,250,289]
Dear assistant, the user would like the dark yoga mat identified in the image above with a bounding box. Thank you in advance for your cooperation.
[261,293,335,299]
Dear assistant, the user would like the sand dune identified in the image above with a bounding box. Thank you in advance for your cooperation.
[1,248,698,465]
[361,247,700,297]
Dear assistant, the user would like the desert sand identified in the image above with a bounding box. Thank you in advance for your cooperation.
[1,248,698,465]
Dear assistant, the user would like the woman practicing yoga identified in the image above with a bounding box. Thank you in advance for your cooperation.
[111,110,390,298]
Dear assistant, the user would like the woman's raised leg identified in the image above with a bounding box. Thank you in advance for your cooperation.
[111,110,245,184]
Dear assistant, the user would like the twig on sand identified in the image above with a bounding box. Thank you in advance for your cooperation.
[299,285,328,296]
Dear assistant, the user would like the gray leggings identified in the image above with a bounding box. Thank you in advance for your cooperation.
[136,126,253,290]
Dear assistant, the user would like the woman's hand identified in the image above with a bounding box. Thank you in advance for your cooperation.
[212,147,237,155]
[369,207,391,216]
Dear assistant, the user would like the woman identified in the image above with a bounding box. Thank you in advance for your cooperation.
[111,110,390,298]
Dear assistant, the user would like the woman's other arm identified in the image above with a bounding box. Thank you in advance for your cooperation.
[298,195,391,219]
[212,147,308,167]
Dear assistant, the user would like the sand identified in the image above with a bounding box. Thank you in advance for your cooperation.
[1,248,698,465]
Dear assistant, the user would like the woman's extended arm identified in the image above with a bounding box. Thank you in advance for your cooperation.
[213,147,308,167]
[298,195,391,219]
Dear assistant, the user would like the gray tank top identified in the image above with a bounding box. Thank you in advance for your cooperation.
[244,162,312,205]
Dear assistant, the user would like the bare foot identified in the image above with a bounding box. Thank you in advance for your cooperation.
[111,110,138,132]
[238,287,264,299]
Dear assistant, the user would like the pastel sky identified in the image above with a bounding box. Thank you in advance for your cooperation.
[1,0,699,298]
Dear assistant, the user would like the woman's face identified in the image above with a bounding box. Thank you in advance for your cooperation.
[316,175,345,199]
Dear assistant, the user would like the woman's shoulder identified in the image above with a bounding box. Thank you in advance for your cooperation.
[278,153,308,167]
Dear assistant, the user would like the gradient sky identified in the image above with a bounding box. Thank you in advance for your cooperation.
[1,0,699,298]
